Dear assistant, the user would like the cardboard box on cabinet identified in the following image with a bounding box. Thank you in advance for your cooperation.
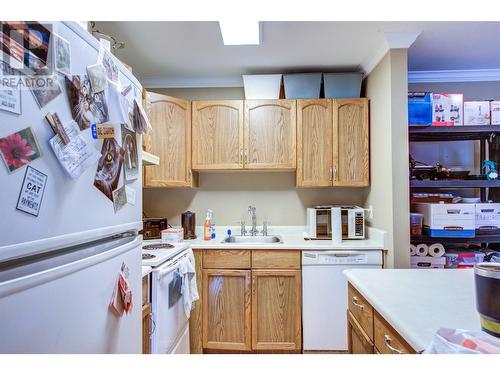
[464,101,491,125]
[432,93,463,126]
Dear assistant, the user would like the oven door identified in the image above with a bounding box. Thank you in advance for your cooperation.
[151,253,190,354]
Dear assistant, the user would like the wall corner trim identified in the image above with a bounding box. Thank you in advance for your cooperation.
[361,31,421,76]
[408,69,500,83]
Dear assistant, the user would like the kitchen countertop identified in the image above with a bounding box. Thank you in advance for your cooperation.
[182,226,386,251]
[344,269,481,352]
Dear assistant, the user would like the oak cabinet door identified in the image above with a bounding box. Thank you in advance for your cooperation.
[202,269,252,351]
[347,311,374,354]
[192,100,244,170]
[142,303,152,354]
[244,100,296,170]
[296,99,333,187]
[332,98,369,187]
[143,93,195,187]
[251,270,301,351]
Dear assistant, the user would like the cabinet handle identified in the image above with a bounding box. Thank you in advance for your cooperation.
[384,335,403,354]
[351,296,364,310]
[240,149,243,164]
[244,149,248,163]
[329,166,333,181]
[333,165,338,181]
[149,312,156,338]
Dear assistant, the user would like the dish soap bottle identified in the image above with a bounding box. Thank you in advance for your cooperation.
[204,211,212,241]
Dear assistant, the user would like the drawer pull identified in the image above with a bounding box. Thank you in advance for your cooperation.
[351,296,364,310]
[384,334,403,354]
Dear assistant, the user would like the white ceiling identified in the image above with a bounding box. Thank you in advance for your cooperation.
[94,21,500,87]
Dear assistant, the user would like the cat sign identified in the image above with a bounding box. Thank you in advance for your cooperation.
[16,166,47,216]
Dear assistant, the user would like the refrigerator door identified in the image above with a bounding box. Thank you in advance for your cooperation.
[0,22,143,261]
[0,233,142,353]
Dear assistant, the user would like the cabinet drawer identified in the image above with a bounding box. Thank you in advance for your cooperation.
[374,311,415,354]
[252,250,301,269]
[203,250,251,269]
[348,284,374,340]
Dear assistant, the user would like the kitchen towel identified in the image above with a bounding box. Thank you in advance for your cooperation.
[178,249,199,319]
[429,243,446,258]
[415,243,429,257]
[410,244,417,256]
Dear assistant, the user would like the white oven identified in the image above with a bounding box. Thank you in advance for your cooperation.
[150,248,192,354]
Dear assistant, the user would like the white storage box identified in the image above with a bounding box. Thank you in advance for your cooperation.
[464,101,491,125]
[490,101,500,125]
[475,203,500,230]
[161,227,184,243]
[323,73,362,98]
[413,203,476,238]
[283,73,322,99]
[411,256,446,269]
[432,93,463,126]
[242,74,282,99]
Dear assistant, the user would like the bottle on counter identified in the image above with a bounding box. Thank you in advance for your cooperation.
[204,211,212,241]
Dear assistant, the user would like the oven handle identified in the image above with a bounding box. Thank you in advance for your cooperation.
[157,256,186,279]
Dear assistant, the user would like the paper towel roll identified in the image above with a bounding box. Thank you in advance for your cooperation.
[428,243,445,258]
[415,243,429,257]
[410,244,417,256]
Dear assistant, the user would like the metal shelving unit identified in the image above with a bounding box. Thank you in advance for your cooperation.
[409,125,500,244]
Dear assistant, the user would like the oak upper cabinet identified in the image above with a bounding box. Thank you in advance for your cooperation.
[244,100,297,170]
[251,269,302,351]
[296,99,333,187]
[202,269,252,351]
[192,100,244,170]
[332,98,369,187]
[143,92,196,187]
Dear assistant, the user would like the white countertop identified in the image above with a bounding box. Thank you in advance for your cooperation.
[344,269,481,352]
[182,226,385,251]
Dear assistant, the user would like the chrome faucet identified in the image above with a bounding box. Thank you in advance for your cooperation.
[248,206,258,236]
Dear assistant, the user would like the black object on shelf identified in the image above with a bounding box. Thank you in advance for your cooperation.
[409,125,500,142]
[410,179,500,188]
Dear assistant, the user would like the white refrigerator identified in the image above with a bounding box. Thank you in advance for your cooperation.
[0,22,143,353]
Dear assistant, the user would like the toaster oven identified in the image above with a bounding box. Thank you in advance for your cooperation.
[306,205,365,240]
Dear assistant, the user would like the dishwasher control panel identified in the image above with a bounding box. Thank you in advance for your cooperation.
[302,250,383,265]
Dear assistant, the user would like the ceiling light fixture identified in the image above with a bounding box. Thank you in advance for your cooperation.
[218,20,260,46]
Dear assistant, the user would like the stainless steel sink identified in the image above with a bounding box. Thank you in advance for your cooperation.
[221,235,283,244]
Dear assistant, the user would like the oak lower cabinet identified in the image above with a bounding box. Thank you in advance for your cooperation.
[194,249,302,353]
[251,270,301,350]
[143,92,197,187]
[202,269,252,351]
[296,98,369,187]
[192,100,244,170]
[244,100,297,170]
[347,283,416,354]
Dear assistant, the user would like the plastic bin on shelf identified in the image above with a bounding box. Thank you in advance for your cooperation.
[242,74,282,99]
[323,72,363,98]
[283,73,322,99]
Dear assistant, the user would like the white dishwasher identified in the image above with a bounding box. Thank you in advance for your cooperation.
[302,250,382,352]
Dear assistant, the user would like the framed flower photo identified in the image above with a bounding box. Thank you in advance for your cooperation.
[0,127,42,173]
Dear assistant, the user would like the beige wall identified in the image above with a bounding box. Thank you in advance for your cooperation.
[144,172,366,226]
[364,49,410,269]
[148,87,244,100]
